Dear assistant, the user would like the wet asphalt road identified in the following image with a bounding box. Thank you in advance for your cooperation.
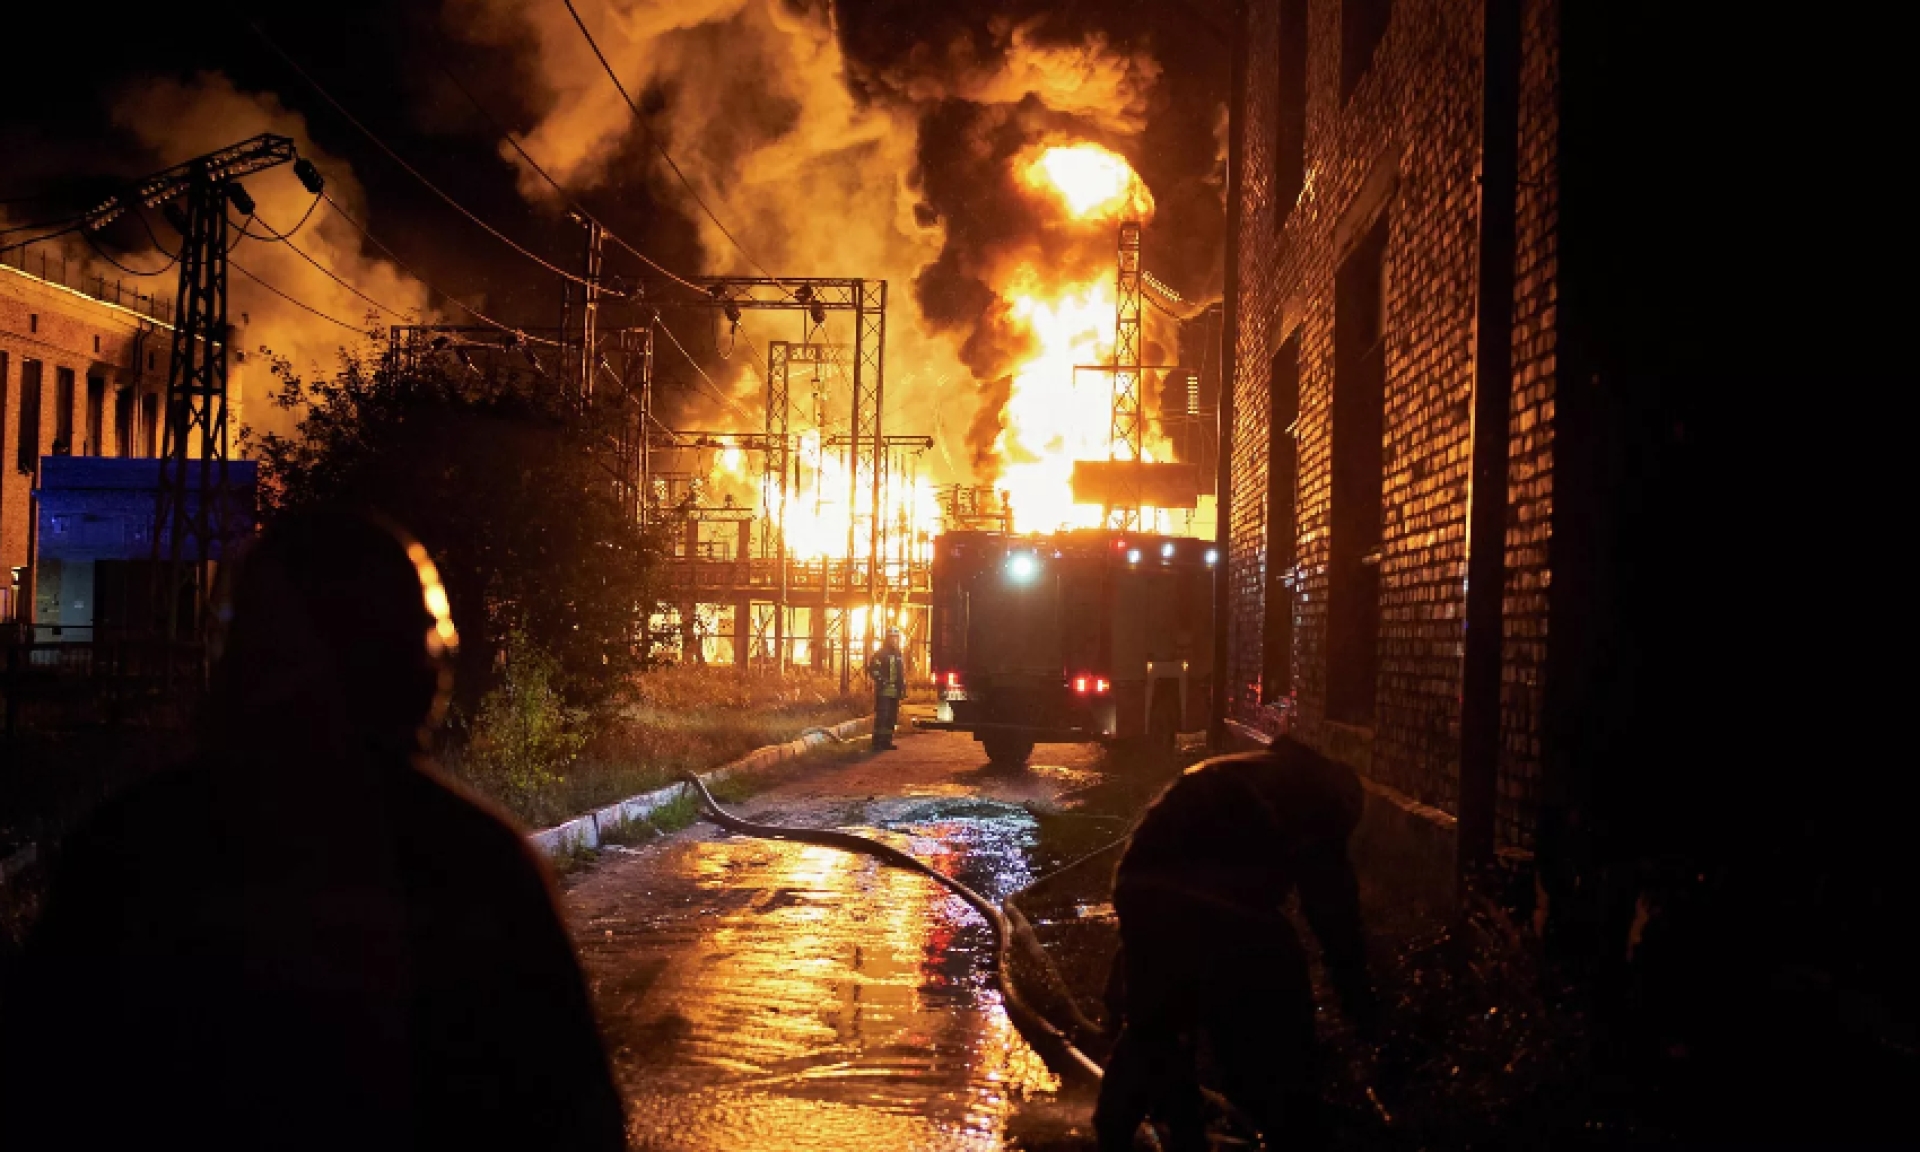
[563,720,1127,1152]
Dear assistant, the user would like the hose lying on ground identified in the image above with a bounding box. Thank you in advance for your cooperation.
[678,772,1107,1090]
[798,725,855,744]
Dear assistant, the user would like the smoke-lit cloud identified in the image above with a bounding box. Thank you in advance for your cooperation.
[447,0,1222,487]
[102,74,438,439]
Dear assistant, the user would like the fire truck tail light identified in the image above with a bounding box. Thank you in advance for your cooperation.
[1073,676,1089,693]
[1096,677,1110,694]
[942,670,962,689]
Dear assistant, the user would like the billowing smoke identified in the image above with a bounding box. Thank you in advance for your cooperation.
[63,74,438,440]
[447,0,1225,493]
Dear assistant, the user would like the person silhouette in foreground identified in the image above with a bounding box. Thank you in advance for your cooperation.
[1095,738,1379,1152]
[0,510,626,1151]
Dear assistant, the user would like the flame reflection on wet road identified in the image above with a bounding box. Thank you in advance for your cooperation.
[571,797,1078,1151]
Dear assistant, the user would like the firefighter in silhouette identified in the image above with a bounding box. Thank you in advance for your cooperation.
[0,510,626,1152]
[866,624,906,750]
[1095,738,1380,1152]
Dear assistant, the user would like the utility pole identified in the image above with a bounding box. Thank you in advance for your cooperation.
[571,213,604,405]
[82,134,310,666]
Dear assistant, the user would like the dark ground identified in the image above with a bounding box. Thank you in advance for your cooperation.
[557,719,1696,1151]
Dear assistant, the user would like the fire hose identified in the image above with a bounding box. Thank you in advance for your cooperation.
[675,774,1370,1141]
[678,772,1109,1089]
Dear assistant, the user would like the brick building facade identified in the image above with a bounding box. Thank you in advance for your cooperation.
[1221,0,1557,853]
[1,259,175,623]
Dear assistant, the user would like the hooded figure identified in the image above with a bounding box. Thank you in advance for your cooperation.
[1095,739,1379,1151]
[0,511,626,1152]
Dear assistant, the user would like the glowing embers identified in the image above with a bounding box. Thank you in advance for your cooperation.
[1020,143,1155,221]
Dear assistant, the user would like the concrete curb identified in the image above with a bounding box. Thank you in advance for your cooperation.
[526,714,873,860]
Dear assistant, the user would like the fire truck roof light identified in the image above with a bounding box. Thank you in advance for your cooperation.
[1126,549,1141,564]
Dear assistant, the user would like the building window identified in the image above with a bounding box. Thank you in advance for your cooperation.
[1263,336,1301,704]
[1340,0,1391,102]
[93,334,101,354]
[1273,0,1309,230]
[1327,211,1389,725]
[115,389,135,457]
[86,377,106,456]
[0,353,9,472]
[147,350,156,370]
[17,360,44,474]
[141,393,160,459]
[28,314,38,334]
[54,367,75,456]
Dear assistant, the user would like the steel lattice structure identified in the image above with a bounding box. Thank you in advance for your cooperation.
[1109,221,1145,529]
[649,277,888,690]
[95,134,302,651]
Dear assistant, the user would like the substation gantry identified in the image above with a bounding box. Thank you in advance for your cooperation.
[83,133,325,659]
[647,278,895,691]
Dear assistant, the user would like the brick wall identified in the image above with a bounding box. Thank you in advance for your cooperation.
[0,267,171,618]
[1229,0,1559,843]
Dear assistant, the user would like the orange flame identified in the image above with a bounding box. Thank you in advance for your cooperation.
[1020,143,1155,221]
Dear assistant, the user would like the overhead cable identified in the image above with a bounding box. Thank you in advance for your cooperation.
[79,228,179,278]
[655,315,757,424]
[232,259,368,334]
[244,18,604,292]
[255,211,416,322]
[235,191,323,244]
[321,191,561,347]
[561,0,777,279]
[427,54,709,297]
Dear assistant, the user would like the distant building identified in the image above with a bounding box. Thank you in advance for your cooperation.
[33,456,258,640]
[1,247,246,629]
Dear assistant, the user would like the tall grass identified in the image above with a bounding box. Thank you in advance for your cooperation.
[449,664,863,829]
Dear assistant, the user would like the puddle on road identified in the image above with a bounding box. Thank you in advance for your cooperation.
[580,797,1089,1152]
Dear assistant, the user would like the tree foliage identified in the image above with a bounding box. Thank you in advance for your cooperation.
[252,349,660,709]
[457,625,586,803]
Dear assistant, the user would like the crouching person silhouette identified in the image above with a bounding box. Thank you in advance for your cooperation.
[0,510,626,1152]
[1094,738,1379,1151]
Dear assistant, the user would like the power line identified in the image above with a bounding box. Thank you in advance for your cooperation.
[79,228,179,278]
[426,53,709,298]
[235,191,323,243]
[321,191,561,347]
[562,0,777,279]
[244,17,604,293]
[0,212,84,238]
[655,315,757,425]
[0,220,85,250]
[256,210,416,322]
[232,258,368,334]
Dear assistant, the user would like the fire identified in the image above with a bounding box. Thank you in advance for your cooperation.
[991,271,1176,535]
[1021,143,1155,221]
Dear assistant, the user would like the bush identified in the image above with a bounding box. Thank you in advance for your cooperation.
[457,629,586,804]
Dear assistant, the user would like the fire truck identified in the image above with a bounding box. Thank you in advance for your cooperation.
[916,528,1216,766]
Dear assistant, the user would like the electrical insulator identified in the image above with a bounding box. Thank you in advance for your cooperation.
[294,157,325,195]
